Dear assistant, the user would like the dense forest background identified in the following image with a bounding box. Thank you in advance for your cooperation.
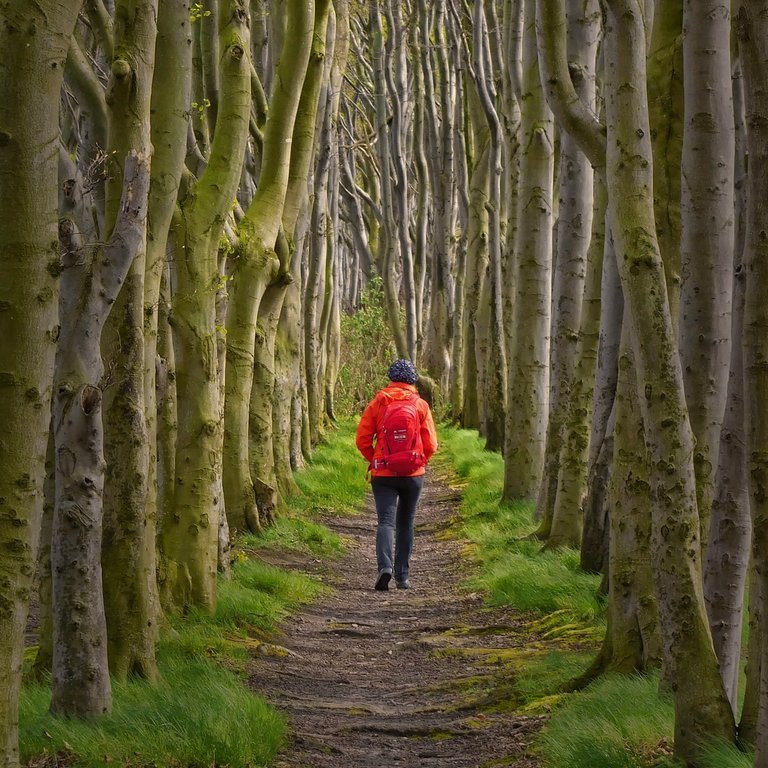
[1,1,768,767]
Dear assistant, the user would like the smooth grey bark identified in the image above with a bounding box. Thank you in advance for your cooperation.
[679,0,735,551]
[581,232,622,572]
[535,0,606,169]
[368,0,407,359]
[536,0,600,541]
[143,0,192,565]
[503,0,555,499]
[422,0,456,393]
[471,0,507,451]
[385,0,417,360]
[449,62,470,422]
[704,258,749,712]
[736,2,768,761]
[52,152,150,717]
[548,176,606,551]
[461,83,491,432]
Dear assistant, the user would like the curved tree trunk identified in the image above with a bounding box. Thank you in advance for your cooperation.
[603,1,735,759]
[536,0,600,539]
[580,231,622,570]
[704,257,749,712]
[52,153,150,718]
[163,0,251,613]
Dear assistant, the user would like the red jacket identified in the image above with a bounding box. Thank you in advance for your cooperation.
[355,382,438,477]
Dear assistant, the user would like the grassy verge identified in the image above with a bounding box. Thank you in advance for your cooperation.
[20,421,368,768]
[436,425,753,768]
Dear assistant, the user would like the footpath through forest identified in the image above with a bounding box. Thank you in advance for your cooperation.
[250,474,543,768]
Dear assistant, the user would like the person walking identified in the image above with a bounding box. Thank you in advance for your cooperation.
[355,360,438,591]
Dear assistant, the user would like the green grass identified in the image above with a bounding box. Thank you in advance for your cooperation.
[239,515,344,559]
[436,427,603,630]
[21,657,284,768]
[698,741,754,768]
[20,559,324,768]
[289,420,370,516]
[537,674,675,768]
[19,429,366,768]
[436,426,684,768]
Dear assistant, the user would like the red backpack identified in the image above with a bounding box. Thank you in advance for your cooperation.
[377,393,426,475]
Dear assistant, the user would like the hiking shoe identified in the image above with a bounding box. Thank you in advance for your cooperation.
[396,579,411,590]
[374,570,392,591]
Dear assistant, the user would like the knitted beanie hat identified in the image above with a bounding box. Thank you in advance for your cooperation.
[387,359,419,385]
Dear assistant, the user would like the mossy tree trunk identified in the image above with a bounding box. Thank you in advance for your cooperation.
[277,0,346,497]
[703,62,750,715]
[224,0,315,531]
[144,0,191,551]
[461,80,491,432]
[704,256,749,712]
[603,1,735,760]
[580,233,623,571]
[100,0,161,683]
[0,5,83,761]
[647,0,683,325]
[548,177,607,550]
[163,0,251,613]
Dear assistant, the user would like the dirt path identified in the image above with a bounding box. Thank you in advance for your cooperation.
[250,475,544,768]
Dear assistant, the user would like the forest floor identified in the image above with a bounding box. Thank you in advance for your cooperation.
[250,473,545,768]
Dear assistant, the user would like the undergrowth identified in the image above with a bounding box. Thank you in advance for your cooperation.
[19,425,367,768]
[436,425,753,768]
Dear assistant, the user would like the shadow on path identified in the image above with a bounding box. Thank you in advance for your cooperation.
[249,472,544,768]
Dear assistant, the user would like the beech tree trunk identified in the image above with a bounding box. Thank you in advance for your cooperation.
[603,1,735,759]
[0,2,83,763]
[52,153,150,717]
[503,0,554,499]
[736,2,768,762]
[536,0,600,541]
[679,0,735,549]
[704,257,749,712]
[100,0,161,683]
[548,177,606,550]
[163,0,251,613]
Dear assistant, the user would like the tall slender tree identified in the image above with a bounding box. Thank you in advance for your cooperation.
[0,2,84,763]
[602,0,735,759]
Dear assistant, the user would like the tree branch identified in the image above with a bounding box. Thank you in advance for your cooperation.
[84,0,115,61]
[91,151,150,320]
[535,0,606,169]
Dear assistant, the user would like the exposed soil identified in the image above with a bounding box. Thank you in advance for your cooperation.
[249,474,545,768]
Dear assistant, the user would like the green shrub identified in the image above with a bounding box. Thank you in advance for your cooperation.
[336,277,397,417]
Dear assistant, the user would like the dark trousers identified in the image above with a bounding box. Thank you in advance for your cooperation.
[371,475,424,582]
